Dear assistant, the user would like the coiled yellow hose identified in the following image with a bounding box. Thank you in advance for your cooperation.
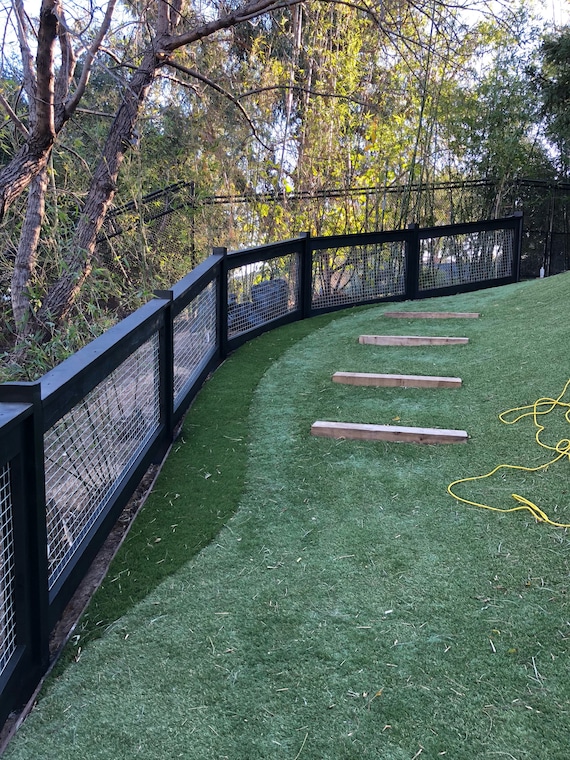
[447,378,570,528]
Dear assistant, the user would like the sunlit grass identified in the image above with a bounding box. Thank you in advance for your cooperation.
[5,274,570,759]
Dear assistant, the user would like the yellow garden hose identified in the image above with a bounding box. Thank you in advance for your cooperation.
[447,378,570,528]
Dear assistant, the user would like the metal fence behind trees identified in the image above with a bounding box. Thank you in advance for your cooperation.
[0,215,522,733]
[97,177,567,282]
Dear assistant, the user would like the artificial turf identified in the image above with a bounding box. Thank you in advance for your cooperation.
[5,274,570,759]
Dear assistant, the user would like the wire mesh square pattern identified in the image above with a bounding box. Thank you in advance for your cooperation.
[0,463,16,676]
[312,242,406,310]
[419,229,514,290]
[227,253,300,338]
[44,335,161,589]
[173,280,218,406]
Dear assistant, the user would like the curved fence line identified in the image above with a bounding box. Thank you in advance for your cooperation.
[0,214,522,734]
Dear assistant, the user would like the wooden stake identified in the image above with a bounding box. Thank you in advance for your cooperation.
[383,311,479,319]
[311,421,468,444]
[359,335,469,346]
[332,372,462,389]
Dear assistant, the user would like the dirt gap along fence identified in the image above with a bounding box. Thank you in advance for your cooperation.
[0,214,522,730]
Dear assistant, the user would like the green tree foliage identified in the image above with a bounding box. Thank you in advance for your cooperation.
[0,0,561,378]
[537,25,570,177]
[446,17,553,180]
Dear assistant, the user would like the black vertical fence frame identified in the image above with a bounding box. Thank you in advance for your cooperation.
[0,214,523,734]
[0,398,49,731]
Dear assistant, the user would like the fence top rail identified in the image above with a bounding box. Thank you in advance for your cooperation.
[311,229,410,250]
[226,234,308,266]
[0,400,32,432]
[417,213,523,240]
[221,217,522,261]
[161,251,223,308]
[0,399,32,422]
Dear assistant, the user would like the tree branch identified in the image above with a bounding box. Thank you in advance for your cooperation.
[33,0,58,142]
[0,91,29,137]
[64,0,118,119]
[75,106,118,118]
[166,59,274,151]
[165,0,303,50]
[11,167,48,333]
[238,83,372,108]
[156,0,170,37]
[156,71,200,96]
[170,0,184,29]
[54,4,76,119]
[318,0,381,25]
[13,0,37,120]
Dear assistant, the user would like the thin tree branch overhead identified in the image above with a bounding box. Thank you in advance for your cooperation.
[0,91,29,137]
[167,59,274,151]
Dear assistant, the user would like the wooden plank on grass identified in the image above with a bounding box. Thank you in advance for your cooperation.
[359,334,469,346]
[332,372,462,389]
[383,311,479,319]
[311,421,468,444]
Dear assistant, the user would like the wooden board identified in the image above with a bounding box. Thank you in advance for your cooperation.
[359,334,469,346]
[383,311,479,319]
[311,421,468,444]
[332,372,462,389]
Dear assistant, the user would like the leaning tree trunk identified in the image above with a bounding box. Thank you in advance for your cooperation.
[0,0,58,220]
[28,0,305,336]
[34,48,160,333]
[11,168,49,334]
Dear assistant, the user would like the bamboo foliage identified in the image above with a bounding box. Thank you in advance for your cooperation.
[0,0,559,373]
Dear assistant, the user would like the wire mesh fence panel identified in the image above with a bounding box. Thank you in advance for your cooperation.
[97,183,202,292]
[143,206,201,279]
[311,241,406,310]
[173,279,218,407]
[44,335,161,589]
[419,229,514,291]
[227,253,300,339]
[0,463,16,676]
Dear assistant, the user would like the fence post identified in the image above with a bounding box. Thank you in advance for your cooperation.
[405,223,420,300]
[512,211,523,283]
[300,232,312,320]
[215,247,228,359]
[153,289,174,457]
[0,382,50,691]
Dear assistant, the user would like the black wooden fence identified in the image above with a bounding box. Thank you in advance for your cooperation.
[0,214,522,732]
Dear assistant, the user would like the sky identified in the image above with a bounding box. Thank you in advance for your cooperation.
[538,0,570,26]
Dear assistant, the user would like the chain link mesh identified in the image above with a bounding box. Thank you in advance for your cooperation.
[0,463,16,676]
[44,335,161,589]
[419,228,514,291]
[173,279,218,406]
[312,241,406,310]
[227,254,300,338]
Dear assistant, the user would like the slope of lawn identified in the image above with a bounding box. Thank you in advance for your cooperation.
[5,273,570,759]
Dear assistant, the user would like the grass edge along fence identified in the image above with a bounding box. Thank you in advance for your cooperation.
[0,213,522,732]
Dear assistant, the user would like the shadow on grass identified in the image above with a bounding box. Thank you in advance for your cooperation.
[70,310,349,658]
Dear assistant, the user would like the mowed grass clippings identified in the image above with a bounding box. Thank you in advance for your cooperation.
[5,275,570,759]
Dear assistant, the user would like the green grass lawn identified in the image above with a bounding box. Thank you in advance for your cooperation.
[6,275,570,759]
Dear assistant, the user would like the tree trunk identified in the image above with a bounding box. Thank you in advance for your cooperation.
[0,0,59,220]
[0,138,54,220]
[11,167,49,333]
[12,0,306,339]
[34,48,160,331]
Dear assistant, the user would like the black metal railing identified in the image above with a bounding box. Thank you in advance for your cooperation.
[0,213,522,731]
